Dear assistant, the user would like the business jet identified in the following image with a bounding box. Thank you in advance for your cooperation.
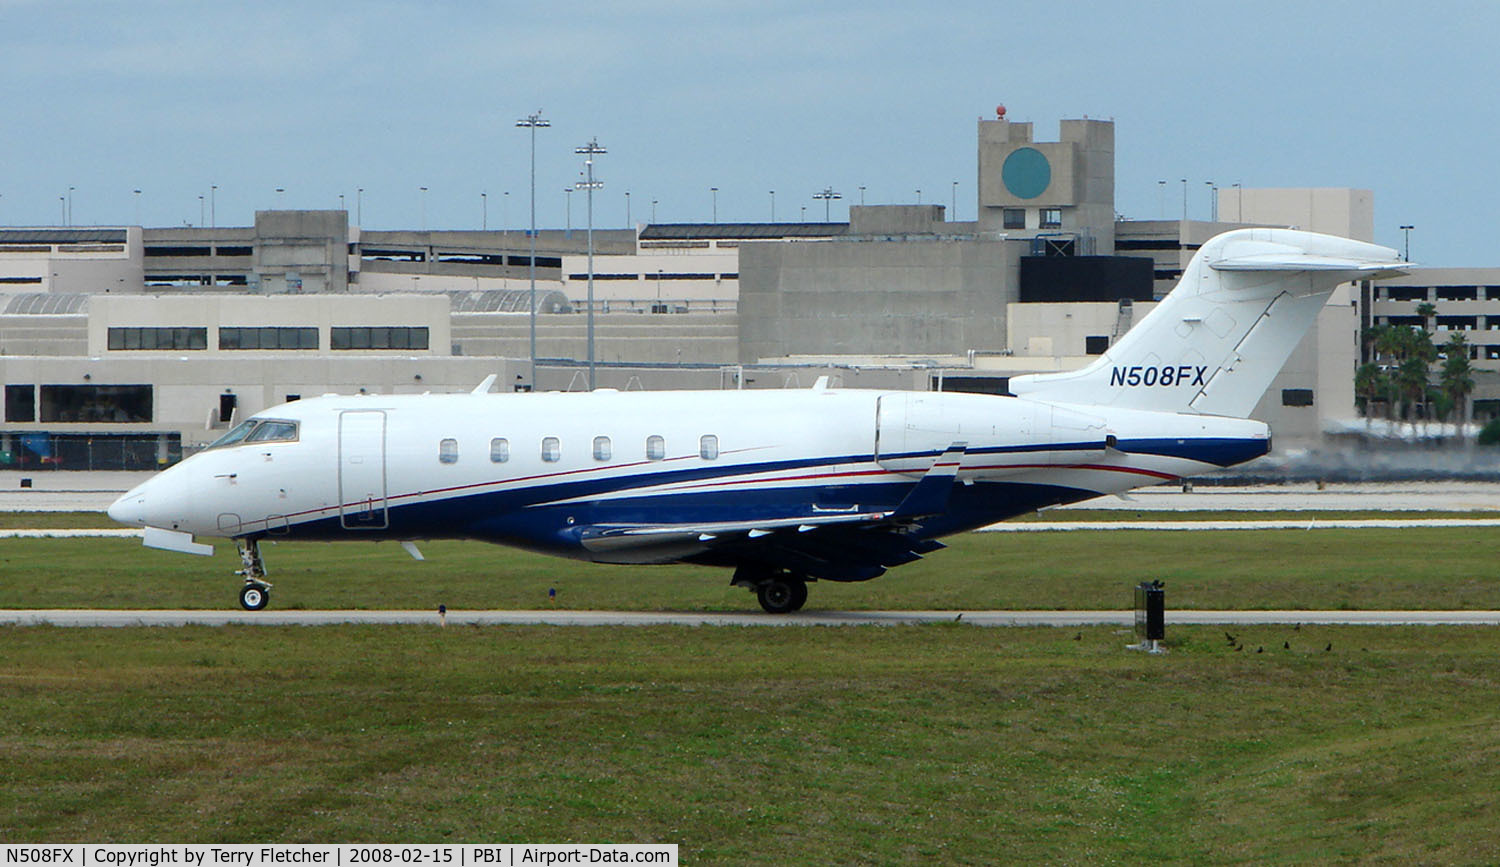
[108,229,1403,612]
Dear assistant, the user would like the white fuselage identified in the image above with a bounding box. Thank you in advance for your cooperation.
[108,388,1268,559]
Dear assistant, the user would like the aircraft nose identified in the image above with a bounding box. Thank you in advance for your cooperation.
[107,489,145,527]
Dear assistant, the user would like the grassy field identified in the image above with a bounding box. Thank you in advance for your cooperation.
[2,525,1499,611]
[2,624,1499,862]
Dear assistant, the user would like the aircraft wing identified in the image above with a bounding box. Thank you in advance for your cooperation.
[575,444,965,581]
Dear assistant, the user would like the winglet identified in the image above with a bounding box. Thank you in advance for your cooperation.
[472,374,498,395]
[890,442,967,520]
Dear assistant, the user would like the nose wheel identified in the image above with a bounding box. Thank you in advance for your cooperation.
[235,538,273,611]
[239,582,270,611]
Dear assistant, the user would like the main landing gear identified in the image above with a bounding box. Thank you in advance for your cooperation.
[733,565,809,614]
[236,538,273,611]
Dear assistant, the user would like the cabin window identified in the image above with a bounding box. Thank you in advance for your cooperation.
[699,434,719,460]
[490,437,509,463]
[438,438,458,464]
[541,436,561,463]
[593,436,611,461]
[646,435,665,461]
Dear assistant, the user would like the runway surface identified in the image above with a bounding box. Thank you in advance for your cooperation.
[4,609,1500,628]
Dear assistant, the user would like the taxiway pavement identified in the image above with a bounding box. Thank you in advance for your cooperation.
[4,609,1499,628]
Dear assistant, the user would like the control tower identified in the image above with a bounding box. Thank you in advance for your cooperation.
[977,109,1115,254]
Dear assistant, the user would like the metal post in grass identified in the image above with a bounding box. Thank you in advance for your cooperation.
[1128,580,1166,654]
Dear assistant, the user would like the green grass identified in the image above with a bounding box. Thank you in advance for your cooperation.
[2,624,1499,862]
[3,526,1500,611]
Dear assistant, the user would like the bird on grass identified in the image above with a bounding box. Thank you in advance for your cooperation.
[1224,631,1237,644]
[1283,641,1290,650]
[1325,642,1333,652]
[1072,633,1081,641]
[1256,646,1264,653]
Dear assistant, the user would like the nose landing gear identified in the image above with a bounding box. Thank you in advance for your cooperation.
[236,538,273,611]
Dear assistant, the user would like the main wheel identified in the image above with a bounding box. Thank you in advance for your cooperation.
[789,579,809,612]
[757,576,806,614]
[239,583,269,611]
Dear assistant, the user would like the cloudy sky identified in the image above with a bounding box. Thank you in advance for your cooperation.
[1,0,1494,263]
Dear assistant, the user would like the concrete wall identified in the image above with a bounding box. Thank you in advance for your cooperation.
[1217,188,1373,241]
[450,312,737,364]
[738,237,1018,363]
[0,226,143,293]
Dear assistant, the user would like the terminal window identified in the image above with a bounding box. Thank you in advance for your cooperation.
[5,385,36,422]
[39,385,152,423]
[1084,335,1110,355]
[331,327,430,351]
[109,327,208,351]
[219,327,319,350]
[1040,208,1062,228]
[1003,209,1026,230]
[1281,388,1315,407]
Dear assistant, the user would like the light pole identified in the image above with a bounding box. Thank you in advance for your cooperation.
[58,196,65,225]
[68,186,75,226]
[915,188,922,205]
[575,137,606,391]
[651,199,657,222]
[210,184,217,228]
[419,186,428,231]
[133,189,141,225]
[769,190,775,222]
[710,187,718,223]
[503,191,510,235]
[813,186,841,222]
[1205,181,1217,221]
[1157,180,1166,219]
[516,110,550,390]
[339,193,345,213]
[481,191,487,230]
[1232,183,1242,221]
[1400,225,1414,262]
[356,187,363,225]
[564,187,573,236]
[275,187,285,207]
[198,195,205,227]
[1180,178,1187,222]
[858,185,866,206]
[951,180,958,221]
[625,191,631,227]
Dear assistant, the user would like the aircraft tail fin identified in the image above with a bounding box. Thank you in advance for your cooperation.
[1008,228,1405,418]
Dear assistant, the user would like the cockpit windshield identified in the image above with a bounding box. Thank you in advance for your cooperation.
[206,419,299,450]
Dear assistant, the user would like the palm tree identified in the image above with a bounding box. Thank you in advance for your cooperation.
[1441,332,1476,433]
[1416,300,1438,332]
[1354,362,1386,426]
[1396,356,1430,424]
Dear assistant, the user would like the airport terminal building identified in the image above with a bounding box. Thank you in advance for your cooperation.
[1,113,1489,471]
